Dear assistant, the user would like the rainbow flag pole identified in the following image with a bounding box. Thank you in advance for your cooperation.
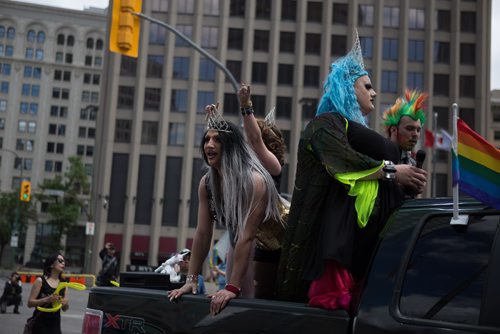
[450,103,469,225]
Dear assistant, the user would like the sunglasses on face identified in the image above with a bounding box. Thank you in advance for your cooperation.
[57,258,65,264]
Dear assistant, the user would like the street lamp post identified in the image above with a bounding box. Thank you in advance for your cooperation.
[0,148,23,267]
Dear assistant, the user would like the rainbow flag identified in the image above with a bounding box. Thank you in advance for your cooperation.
[452,119,500,209]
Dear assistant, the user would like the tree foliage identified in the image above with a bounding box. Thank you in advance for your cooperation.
[37,156,90,253]
[0,191,37,262]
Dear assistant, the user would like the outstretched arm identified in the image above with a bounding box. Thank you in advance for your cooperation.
[168,176,213,300]
[239,84,282,176]
[209,173,266,315]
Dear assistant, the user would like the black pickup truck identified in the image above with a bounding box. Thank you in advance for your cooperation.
[82,198,500,334]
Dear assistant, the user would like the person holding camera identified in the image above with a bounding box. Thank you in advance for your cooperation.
[97,242,119,286]
[0,272,22,314]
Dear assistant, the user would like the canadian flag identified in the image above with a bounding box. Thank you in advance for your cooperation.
[424,129,453,150]
[435,129,452,150]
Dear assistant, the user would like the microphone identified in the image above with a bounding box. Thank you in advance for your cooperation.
[416,150,426,169]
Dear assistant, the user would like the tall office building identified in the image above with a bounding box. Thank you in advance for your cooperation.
[93,0,491,273]
[0,1,106,267]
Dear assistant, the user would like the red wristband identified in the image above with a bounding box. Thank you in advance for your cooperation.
[224,284,241,297]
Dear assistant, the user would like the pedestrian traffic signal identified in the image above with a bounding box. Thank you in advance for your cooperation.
[20,180,31,202]
[109,0,142,58]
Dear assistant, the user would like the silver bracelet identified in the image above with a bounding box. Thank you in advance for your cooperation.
[186,274,198,284]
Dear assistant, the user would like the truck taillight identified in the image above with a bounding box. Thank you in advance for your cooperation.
[82,308,103,334]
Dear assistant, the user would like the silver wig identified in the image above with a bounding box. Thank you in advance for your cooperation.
[201,122,283,241]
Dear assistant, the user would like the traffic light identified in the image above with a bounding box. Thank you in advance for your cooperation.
[20,180,31,202]
[109,0,142,58]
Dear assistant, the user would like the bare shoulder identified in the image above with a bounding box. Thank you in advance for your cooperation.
[251,171,266,194]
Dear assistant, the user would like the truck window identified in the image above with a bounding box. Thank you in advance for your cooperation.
[399,214,499,326]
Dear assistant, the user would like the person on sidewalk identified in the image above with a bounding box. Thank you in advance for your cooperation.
[97,242,119,286]
[0,272,22,314]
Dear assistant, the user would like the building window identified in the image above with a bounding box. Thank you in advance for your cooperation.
[331,34,347,56]
[278,64,294,86]
[224,93,239,116]
[115,119,132,143]
[459,75,475,98]
[407,72,424,90]
[332,3,348,25]
[276,96,292,120]
[78,127,86,138]
[436,10,451,31]
[202,26,218,48]
[228,28,244,50]
[434,42,450,64]
[408,40,424,62]
[303,66,319,87]
[117,86,135,109]
[25,48,33,59]
[149,23,166,45]
[199,58,216,81]
[359,36,373,59]
[120,56,137,77]
[173,57,190,79]
[226,60,241,83]
[175,24,192,47]
[204,0,220,16]
[0,99,6,112]
[256,0,271,19]
[168,123,185,146]
[280,31,295,53]
[6,27,15,39]
[460,43,475,65]
[197,91,215,113]
[0,63,11,76]
[252,62,268,83]
[305,33,321,55]
[230,0,245,17]
[147,55,164,78]
[461,11,476,33]
[307,1,322,23]
[177,0,194,14]
[144,88,161,111]
[433,74,449,96]
[254,30,270,52]
[281,0,296,20]
[0,81,9,94]
[171,89,188,112]
[383,38,398,61]
[252,95,266,116]
[409,8,425,30]
[141,121,158,145]
[358,5,374,26]
[381,70,398,93]
[152,0,169,12]
[383,6,399,28]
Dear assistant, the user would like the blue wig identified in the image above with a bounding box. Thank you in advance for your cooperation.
[316,32,368,126]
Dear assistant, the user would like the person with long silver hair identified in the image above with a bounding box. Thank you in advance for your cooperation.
[168,106,283,315]
[276,31,426,312]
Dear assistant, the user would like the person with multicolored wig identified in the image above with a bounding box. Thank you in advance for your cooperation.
[383,89,428,167]
[276,32,427,311]
[168,107,284,316]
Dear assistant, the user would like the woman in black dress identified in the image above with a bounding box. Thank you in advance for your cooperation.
[27,253,69,334]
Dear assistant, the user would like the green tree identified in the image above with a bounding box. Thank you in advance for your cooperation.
[0,191,37,263]
[37,156,90,253]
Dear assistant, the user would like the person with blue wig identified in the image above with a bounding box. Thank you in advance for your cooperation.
[276,32,426,312]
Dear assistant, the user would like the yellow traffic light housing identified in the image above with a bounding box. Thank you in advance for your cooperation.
[20,180,31,202]
[109,0,142,58]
